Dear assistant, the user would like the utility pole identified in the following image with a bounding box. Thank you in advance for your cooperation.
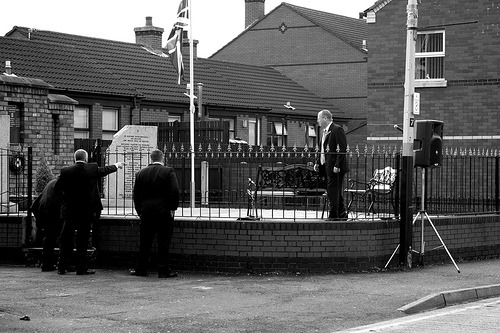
[400,0,418,269]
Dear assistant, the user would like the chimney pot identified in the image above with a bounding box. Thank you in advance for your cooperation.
[146,16,153,26]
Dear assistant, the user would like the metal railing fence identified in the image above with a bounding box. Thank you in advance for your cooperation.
[0,145,498,220]
[99,144,500,219]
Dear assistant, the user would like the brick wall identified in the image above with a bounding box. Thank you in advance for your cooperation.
[90,104,102,140]
[138,107,171,124]
[2,214,499,272]
[96,214,500,273]
[212,5,368,123]
[0,77,74,179]
[367,0,500,148]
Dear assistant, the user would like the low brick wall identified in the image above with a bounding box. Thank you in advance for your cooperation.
[95,214,500,273]
[2,215,500,273]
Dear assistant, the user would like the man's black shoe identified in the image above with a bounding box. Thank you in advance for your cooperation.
[325,217,347,221]
[76,270,96,275]
[158,272,178,279]
[129,269,148,277]
[57,268,66,275]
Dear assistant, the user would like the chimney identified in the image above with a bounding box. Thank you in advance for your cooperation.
[245,0,265,29]
[181,30,199,60]
[4,61,12,75]
[134,17,164,51]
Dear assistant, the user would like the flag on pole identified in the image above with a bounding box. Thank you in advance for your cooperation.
[166,29,184,84]
[166,0,189,84]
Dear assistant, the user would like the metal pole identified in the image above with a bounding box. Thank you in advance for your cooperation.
[496,156,499,213]
[189,0,195,209]
[399,0,418,269]
[420,168,425,259]
[197,83,204,120]
[26,147,33,246]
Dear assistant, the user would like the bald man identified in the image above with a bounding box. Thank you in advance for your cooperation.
[56,149,123,275]
[314,110,349,220]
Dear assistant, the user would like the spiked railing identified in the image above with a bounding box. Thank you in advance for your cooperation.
[1,145,498,220]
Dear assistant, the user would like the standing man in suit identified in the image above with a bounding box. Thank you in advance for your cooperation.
[314,110,349,220]
[56,149,123,275]
[130,149,180,278]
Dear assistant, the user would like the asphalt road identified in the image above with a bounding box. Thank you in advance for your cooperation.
[1,258,499,333]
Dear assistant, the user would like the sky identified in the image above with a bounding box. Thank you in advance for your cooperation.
[1,0,376,58]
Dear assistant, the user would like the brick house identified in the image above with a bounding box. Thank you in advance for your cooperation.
[210,0,369,145]
[361,0,500,149]
[1,17,343,172]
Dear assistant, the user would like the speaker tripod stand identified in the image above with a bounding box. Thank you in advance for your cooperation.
[385,168,460,273]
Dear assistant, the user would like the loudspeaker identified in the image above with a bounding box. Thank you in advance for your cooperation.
[413,120,444,168]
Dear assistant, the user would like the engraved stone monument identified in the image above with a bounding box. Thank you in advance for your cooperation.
[105,125,157,207]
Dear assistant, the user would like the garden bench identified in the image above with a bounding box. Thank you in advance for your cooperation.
[255,163,326,208]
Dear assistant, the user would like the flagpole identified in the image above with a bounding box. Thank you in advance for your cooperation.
[188,0,195,209]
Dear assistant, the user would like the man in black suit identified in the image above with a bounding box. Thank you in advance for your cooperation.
[130,149,180,278]
[55,149,123,275]
[31,178,61,272]
[314,110,349,220]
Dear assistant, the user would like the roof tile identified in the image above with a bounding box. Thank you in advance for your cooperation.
[1,27,343,117]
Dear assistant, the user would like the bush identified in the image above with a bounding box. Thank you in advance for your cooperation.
[35,156,54,194]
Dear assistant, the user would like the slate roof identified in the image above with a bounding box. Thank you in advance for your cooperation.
[211,2,368,58]
[283,3,368,52]
[1,27,342,118]
[0,37,139,96]
[361,0,393,16]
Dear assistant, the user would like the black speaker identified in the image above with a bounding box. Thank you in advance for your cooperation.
[413,120,444,168]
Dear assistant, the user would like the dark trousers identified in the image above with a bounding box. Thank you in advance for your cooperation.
[59,213,92,272]
[320,165,346,218]
[136,211,174,274]
[41,217,62,269]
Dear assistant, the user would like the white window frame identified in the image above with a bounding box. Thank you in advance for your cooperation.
[102,107,119,140]
[415,30,447,88]
[74,106,90,139]
[307,124,316,148]
[248,117,261,146]
[267,120,288,147]
[273,122,288,136]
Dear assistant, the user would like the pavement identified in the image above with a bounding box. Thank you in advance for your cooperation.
[0,258,499,333]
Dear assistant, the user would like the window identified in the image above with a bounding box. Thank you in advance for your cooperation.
[248,118,261,146]
[307,124,317,148]
[74,106,89,139]
[168,114,182,122]
[415,31,446,86]
[208,116,235,140]
[267,120,288,147]
[102,107,119,140]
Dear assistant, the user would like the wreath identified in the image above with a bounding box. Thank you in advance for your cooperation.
[9,153,25,174]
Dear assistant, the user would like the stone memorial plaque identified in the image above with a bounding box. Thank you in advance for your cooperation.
[105,125,157,205]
